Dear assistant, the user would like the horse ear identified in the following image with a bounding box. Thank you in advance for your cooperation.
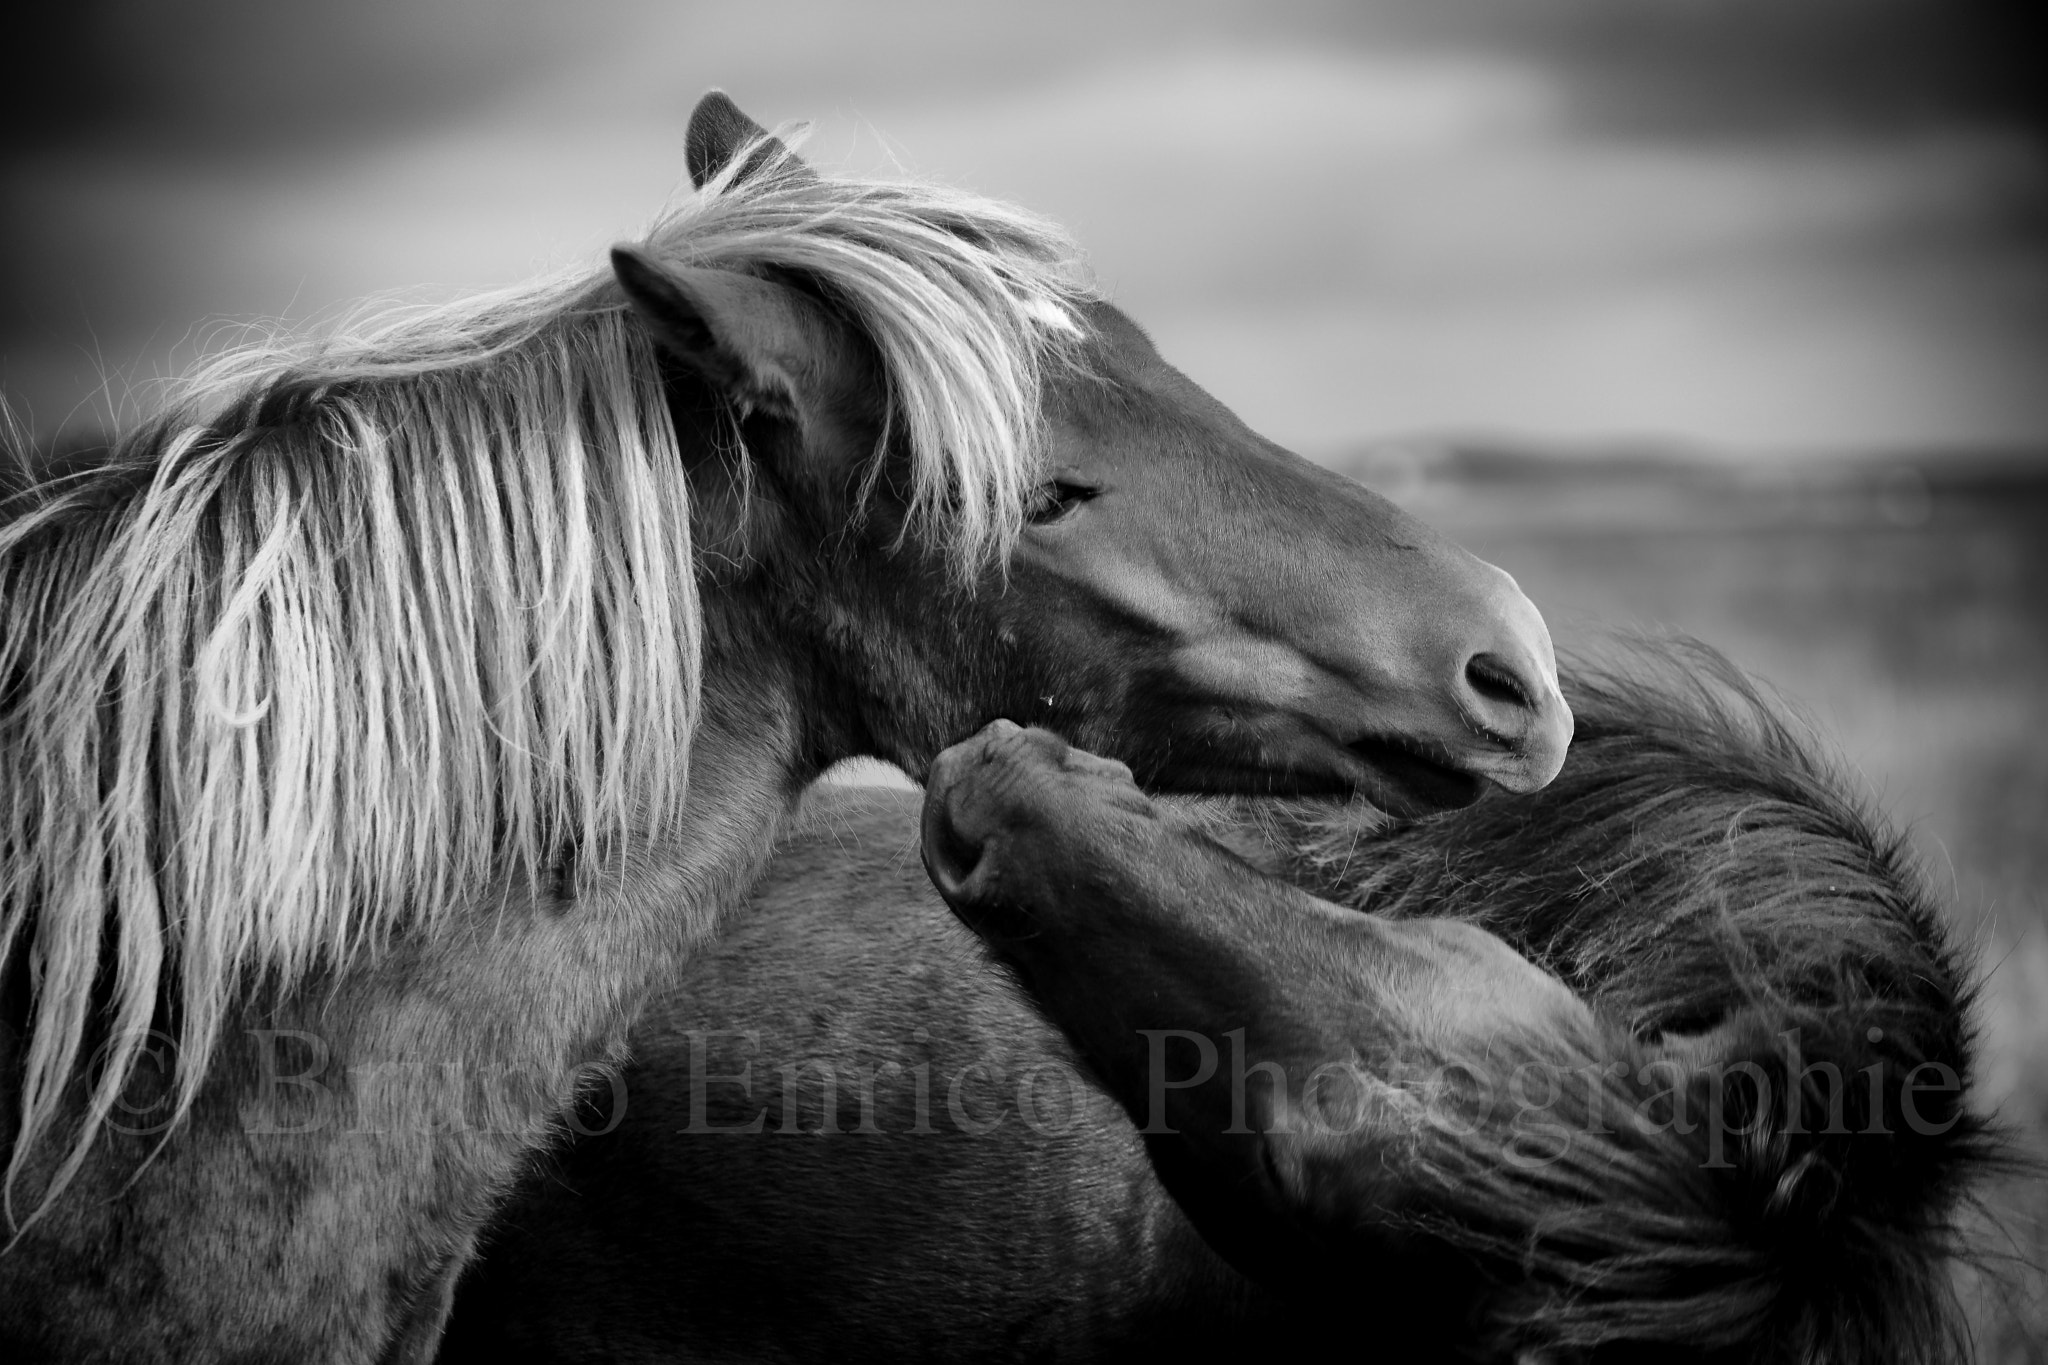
[611,245,857,432]
[685,90,816,189]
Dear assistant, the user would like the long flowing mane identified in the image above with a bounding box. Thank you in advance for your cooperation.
[1274,641,1996,1362]
[0,141,1092,1225]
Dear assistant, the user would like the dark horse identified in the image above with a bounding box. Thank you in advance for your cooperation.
[0,96,1569,1362]
[447,643,1990,1363]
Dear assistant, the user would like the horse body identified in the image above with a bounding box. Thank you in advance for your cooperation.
[449,646,1989,1363]
[448,784,1288,1363]
[0,95,1570,1360]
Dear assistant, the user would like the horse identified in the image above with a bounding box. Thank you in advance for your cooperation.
[443,642,1993,1363]
[0,92,1575,1363]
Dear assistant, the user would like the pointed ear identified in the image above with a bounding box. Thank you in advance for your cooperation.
[685,90,816,190]
[612,245,867,437]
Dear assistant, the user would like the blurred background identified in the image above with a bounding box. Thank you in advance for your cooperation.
[5,0,2044,1352]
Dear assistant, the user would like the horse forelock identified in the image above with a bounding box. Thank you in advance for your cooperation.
[641,131,1097,578]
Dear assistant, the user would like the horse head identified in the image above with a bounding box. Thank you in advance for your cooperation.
[614,93,1570,813]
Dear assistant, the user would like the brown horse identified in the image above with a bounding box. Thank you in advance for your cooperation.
[0,94,1570,1363]
[445,643,1990,1363]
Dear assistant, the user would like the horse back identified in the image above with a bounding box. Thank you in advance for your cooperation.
[443,785,1280,1363]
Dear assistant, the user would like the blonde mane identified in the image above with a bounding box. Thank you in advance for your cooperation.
[0,151,1093,1226]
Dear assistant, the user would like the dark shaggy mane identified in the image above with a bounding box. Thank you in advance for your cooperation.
[1289,638,2007,1363]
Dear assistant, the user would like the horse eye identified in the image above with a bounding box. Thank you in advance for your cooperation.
[1024,479,1098,525]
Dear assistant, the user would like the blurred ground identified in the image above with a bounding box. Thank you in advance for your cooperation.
[1342,446,2048,1359]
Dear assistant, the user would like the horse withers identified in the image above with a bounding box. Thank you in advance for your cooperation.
[447,645,1991,1363]
[0,94,1566,1362]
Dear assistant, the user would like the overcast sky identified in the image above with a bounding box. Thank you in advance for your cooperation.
[4,0,2043,458]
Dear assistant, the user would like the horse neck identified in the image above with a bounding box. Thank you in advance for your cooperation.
[290,467,981,1095]
[360,579,821,1062]
[0,593,832,1363]
[704,544,995,789]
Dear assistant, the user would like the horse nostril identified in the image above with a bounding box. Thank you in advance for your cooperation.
[1451,573,1572,790]
[1464,653,1532,712]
